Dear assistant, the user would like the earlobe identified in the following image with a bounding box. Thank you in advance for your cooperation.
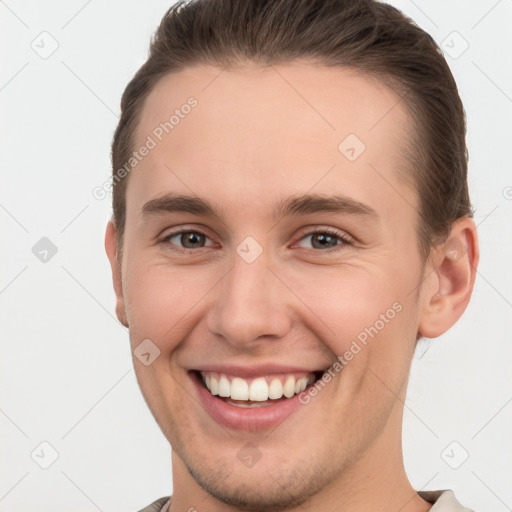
[104,220,129,328]
[418,217,479,339]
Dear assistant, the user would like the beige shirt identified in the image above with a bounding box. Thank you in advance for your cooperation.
[137,490,476,511]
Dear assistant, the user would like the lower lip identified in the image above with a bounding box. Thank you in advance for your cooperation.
[190,371,308,431]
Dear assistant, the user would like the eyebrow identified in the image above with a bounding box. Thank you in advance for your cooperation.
[141,192,379,221]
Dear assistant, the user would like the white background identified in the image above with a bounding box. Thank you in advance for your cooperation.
[1,1,511,511]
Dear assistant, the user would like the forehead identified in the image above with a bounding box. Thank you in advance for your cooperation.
[128,62,416,222]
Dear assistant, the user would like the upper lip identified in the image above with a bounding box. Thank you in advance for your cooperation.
[191,363,328,378]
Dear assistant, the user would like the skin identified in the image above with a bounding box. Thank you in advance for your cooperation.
[105,62,479,512]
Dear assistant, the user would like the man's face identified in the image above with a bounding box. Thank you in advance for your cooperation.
[114,63,429,508]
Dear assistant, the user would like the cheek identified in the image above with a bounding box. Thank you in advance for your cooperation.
[122,258,214,346]
[287,264,418,386]
[288,264,401,341]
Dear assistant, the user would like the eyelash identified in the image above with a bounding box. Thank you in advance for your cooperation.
[159,227,353,254]
[294,228,353,253]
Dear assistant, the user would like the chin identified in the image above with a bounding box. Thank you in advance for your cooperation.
[173,434,342,512]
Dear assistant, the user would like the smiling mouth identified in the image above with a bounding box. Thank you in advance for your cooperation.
[191,370,325,408]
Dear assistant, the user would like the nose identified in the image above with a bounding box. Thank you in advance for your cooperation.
[205,249,292,348]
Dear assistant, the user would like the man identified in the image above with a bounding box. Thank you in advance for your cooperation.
[105,0,479,510]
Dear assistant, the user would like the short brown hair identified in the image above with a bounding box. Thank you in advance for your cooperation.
[111,0,473,263]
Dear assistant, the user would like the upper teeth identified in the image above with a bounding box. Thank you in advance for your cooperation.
[201,372,316,401]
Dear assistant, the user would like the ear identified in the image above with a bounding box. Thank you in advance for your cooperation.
[418,217,479,338]
[105,220,129,328]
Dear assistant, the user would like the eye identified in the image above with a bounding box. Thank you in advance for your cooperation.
[295,229,352,252]
[159,227,353,254]
[161,230,215,252]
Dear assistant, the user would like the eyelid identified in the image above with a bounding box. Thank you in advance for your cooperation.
[158,225,355,253]
[292,226,355,247]
[158,225,218,250]
[159,224,215,240]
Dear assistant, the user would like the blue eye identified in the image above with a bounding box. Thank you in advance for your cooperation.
[159,228,352,254]
[296,230,352,251]
[162,230,214,252]
[173,232,205,248]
